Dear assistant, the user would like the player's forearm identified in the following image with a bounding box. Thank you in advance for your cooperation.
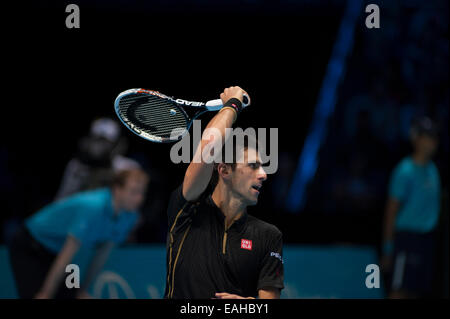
[183,87,245,201]
[38,236,80,298]
[81,243,114,292]
[39,251,74,297]
[383,215,396,242]
[382,199,399,255]
[383,202,398,240]
[194,107,236,160]
[205,107,236,139]
[183,108,235,200]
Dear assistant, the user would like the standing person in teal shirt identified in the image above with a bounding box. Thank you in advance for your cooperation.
[381,117,441,298]
[8,169,149,299]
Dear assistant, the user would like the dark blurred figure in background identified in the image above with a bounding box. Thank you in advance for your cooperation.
[55,117,140,200]
[299,0,448,263]
[7,169,149,299]
[381,117,441,299]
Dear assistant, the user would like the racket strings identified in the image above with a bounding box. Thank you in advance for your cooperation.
[118,94,188,139]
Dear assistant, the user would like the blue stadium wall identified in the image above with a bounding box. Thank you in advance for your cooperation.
[0,245,384,298]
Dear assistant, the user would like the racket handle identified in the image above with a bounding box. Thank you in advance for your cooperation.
[205,99,223,111]
[205,93,251,111]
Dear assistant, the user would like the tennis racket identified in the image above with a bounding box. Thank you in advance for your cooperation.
[114,88,250,143]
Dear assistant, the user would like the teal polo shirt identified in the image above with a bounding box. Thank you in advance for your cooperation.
[388,156,441,233]
[25,188,138,253]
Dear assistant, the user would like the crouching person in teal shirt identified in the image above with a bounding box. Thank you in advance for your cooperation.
[8,168,149,299]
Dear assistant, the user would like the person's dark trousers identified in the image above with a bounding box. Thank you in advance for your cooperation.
[7,224,77,299]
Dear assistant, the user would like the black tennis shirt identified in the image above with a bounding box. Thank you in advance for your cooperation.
[164,185,284,299]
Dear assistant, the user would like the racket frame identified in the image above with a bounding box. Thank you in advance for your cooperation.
[114,88,249,143]
[115,89,210,143]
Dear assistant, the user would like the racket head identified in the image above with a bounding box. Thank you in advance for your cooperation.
[114,89,191,143]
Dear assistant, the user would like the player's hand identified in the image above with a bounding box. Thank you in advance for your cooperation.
[76,290,94,299]
[214,292,255,299]
[34,290,51,299]
[220,86,248,106]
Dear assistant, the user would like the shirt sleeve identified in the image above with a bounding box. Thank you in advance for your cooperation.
[67,211,97,245]
[257,228,284,292]
[167,184,196,234]
[113,213,139,245]
[67,195,104,246]
[388,164,410,202]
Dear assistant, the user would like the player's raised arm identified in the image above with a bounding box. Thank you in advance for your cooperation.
[182,86,248,201]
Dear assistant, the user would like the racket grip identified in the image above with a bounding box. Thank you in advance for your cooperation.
[205,99,224,111]
[205,94,251,111]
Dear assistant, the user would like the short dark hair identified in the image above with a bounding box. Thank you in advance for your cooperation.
[208,133,260,190]
[112,169,149,188]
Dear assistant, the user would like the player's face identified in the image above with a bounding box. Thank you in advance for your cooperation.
[230,148,267,206]
[116,177,148,211]
[415,134,438,159]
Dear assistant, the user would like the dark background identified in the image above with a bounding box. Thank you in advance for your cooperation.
[1,0,448,261]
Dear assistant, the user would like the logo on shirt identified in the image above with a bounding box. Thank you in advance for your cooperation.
[241,239,252,250]
[270,252,284,264]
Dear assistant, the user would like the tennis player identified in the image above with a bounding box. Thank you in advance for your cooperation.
[8,168,149,299]
[165,86,284,299]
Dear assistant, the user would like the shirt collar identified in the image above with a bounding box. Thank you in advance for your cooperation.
[106,188,125,220]
[206,194,248,232]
